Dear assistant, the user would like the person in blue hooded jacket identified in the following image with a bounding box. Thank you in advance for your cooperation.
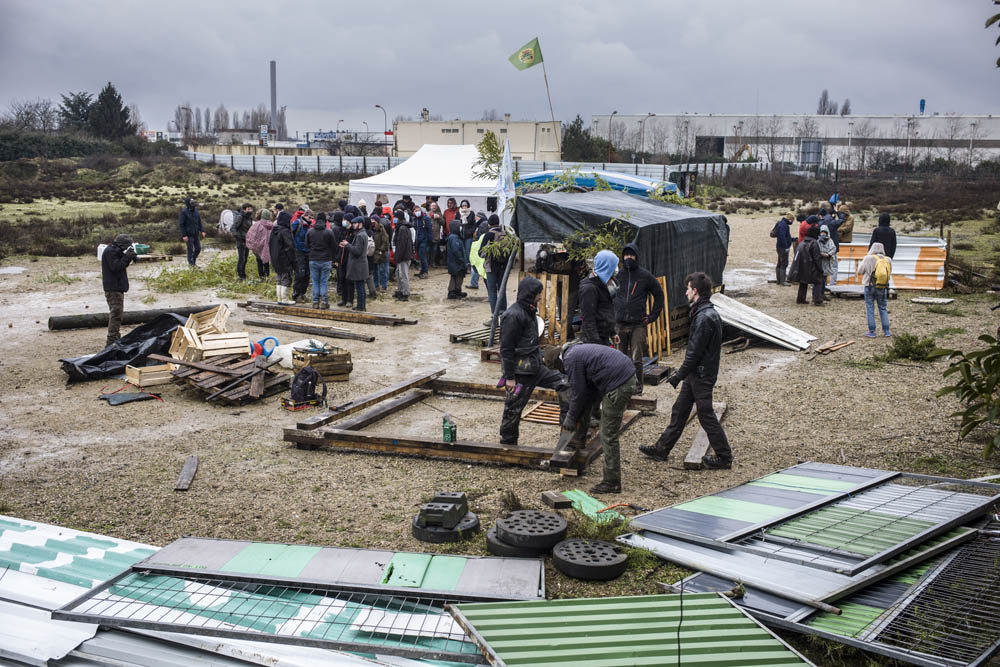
[578,250,619,346]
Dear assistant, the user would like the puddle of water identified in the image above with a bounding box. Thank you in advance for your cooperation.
[0,266,26,275]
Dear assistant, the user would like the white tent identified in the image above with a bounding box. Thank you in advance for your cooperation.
[348,144,500,215]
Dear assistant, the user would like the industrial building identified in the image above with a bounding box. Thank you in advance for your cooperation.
[591,113,1000,168]
[393,116,562,161]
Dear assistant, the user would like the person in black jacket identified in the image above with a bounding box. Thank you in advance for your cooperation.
[232,203,254,280]
[789,225,825,306]
[578,250,618,345]
[640,272,732,469]
[101,234,137,347]
[552,342,637,495]
[445,220,467,299]
[498,277,570,446]
[178,196,204,267]
[869,212,897,258]
[306,213,337,309]
[268,211,296,304]
[614,242,664,394]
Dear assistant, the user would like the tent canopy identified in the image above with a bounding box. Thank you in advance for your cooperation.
[348,144,499,205]
[517,169,678,197]
[512,191,729,308]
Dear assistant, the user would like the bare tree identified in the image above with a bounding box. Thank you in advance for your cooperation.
[851,119,876,171]
[648,121,670,157]
[817,90,830,115]
[481,108,500,121]
[799,117,819,138]
[194,107,202,134]
[4,98,58,132]
[203,106,212,134]
[128,103,146,133]
[761,115,784,162]
[277,105,287,140]
[213,104,230,131]
[172,105,187,133]
[840,99,851,116]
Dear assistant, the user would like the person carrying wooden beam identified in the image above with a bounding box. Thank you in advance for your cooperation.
[613,242,664,394]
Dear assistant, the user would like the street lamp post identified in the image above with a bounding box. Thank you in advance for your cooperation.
[639,112,655,162]
[363,121,369,151]
[375,104,388,157]
[336,119,345,156]
[607,110,618,163]
[903,117,914,179]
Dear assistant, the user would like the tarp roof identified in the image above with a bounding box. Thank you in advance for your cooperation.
[349,144,499,200]
[516,169,678,196]
[512,190,729,308]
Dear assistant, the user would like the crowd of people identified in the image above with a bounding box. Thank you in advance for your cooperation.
[774,201,896,336]
[177,195,512,312]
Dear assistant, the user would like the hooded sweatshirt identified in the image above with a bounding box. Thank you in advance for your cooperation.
[393,215,414,263]
[178,197,203,237]
[578,257,617,345]
[446,221,467,275]
[869,215,897,258]
[246,216,275,262]
[499,277,544,380]
[857,242,891,287]
[306,218,337,262]
[614,242,664,325]
[817,225,838,276]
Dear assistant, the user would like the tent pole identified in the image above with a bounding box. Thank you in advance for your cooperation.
[540,60,561,161]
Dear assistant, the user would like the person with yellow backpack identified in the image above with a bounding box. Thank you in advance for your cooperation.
[857,241,892,337]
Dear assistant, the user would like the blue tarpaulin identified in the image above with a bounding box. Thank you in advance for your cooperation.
[517,169,678,197]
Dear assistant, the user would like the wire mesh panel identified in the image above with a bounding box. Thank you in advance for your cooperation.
[52,571,481,663]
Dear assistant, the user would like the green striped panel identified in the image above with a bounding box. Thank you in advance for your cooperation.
[748,472,860,494]
[806,602,884,637]
[221,543,322,577]
[673,496,789,523]
[766,507,934,557]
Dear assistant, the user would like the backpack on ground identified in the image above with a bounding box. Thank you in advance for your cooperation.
[873,256,892,288]
[217,209,235,235]
[366,235,376,257]
[289,366,327,406]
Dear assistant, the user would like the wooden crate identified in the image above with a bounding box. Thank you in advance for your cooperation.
[292,346,353,382]
[169,326,203,362]
[125,364,174,388]
[185,304,231,336]
[199,332,250,358]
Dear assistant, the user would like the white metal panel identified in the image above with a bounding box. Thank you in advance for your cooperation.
[710,293,817,351]
[0,600,96,666]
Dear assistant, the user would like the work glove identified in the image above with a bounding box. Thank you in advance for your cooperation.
[642,316,649,324]
[667,373,681,388]
[123,247,137,260]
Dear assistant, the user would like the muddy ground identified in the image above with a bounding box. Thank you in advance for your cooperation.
[1,212,998,663]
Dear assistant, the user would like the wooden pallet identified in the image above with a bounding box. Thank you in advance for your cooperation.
[642,361,673,386]
[480,346,501,363]
[533,272,570,346]
[450,327,501,347]
[133,253,173,262]
[153,353,288,405]
[522,401,561,425]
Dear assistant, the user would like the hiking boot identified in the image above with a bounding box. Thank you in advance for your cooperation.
[459,292,468,298]
[639,445,671,462]
[400,295,409,301]
[589,480,621,495]
[312,301,320,309]
[702,455,733,470]
[321,300,329,310]
[337,300,347,307]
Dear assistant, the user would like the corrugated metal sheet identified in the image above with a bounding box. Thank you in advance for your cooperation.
[450,593,815,666]
[0,600,96,666]
[710,293,817,351]
[837,233,947,290]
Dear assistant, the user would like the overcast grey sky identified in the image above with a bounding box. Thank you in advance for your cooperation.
[1,0,998,135]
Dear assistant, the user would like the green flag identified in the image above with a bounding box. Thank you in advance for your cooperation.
[508,37,543,71]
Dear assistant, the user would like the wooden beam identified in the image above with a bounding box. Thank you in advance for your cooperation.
[683,402,727,470]
[283,428,556,467]
[333,390,432,431]
[242,317,375,342]
[429,378,657,414]
[297,369,446,430]
[148,354,247,376]
[174,456,198,491]
[241,301,416,326]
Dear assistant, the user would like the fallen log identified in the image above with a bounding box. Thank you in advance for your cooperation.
[242,317,375,342]
[48,305,220,331]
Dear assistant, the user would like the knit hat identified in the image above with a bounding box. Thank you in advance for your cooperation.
[113,234,134,247]
[593,250,619,284]
[806,225,820,239]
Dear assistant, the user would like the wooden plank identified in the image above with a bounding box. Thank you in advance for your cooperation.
[683,402,727,470]
[174,456,198,491]
[249,357,265,399]
[284,428,555,467]
[149,354,248,376]
[546,274,557,345]
[559,273,570,345]
[333,390,432,430]
[242,300,416,326]
[242,317,375,342]
[297,368,446,430]
[429,379,657,414]
[550,410,640,473]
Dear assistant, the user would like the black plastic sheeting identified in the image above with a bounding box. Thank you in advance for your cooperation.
[512,191,729,308]
[60,313,186,382]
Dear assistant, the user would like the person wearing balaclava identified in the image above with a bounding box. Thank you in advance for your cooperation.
[178,196,204,267]
[578,250,619,346]
[817,224,838,287]
[613,243,664,394]
[497,276,571,446]
[789,224,825,306]
[100,234,137,347]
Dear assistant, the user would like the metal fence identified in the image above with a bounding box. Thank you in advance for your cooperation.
[181,150,771,180]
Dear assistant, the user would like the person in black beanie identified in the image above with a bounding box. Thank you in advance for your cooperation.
[101,234,137,347]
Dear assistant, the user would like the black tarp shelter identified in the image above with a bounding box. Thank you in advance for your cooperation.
[512,191,730,309]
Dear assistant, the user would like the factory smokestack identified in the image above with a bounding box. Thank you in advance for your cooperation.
[269,61,277,136]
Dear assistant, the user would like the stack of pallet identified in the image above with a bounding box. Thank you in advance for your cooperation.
[148,353,289,405]
[168,305,250,363]
[292,344,353,382]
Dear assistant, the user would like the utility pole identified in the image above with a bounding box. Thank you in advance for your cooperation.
[375,104,388,157]
[639,112,655,162]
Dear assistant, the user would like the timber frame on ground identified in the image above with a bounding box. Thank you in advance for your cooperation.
[282,369,656,475]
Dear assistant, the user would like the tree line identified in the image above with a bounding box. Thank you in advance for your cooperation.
[171,102,288,142]
[1,82,142,140]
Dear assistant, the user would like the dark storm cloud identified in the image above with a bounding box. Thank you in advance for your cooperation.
[1,0,997,134]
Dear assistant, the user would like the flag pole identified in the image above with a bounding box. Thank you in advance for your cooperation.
[540,59,561,160]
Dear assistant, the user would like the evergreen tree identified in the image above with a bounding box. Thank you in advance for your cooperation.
[88,82,135,139]
[58,91,93,132]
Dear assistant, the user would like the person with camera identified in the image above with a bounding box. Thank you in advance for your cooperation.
[101,234,137,347]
